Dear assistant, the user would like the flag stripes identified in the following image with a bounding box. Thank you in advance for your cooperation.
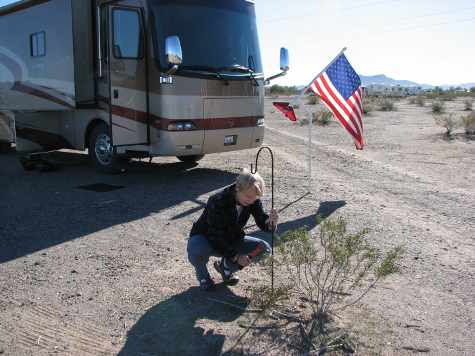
[308,53,364,150]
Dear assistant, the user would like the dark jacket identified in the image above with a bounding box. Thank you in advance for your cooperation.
[190,184,270,257]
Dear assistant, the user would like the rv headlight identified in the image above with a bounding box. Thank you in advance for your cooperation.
[167,121,197,131]
[257,118,264,126]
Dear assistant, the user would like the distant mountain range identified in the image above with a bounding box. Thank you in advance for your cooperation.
[295,75,474,90]
[359,74,475,90]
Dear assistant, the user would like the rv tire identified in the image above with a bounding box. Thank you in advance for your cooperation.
[88,123,121,173]
[177,154,204,163]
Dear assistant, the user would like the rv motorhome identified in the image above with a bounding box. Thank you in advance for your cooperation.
[0,0,289,172]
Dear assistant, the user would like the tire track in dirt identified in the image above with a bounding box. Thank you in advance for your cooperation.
[2,303,117,355]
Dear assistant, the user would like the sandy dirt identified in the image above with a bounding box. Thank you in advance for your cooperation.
[0,97,474,355]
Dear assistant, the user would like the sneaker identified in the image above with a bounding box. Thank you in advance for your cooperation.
[199,277,215,291]
[213,259,239,286]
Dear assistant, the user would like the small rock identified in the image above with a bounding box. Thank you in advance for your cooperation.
[34,261,41,266]
[71,270,78,274]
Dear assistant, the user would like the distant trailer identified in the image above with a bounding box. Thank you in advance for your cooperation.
[0,0,289,172]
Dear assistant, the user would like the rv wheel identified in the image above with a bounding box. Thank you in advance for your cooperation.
[88,124,120,173]
[177,154,204,163]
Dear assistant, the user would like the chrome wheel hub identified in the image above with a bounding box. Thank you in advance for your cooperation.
[95,133,113,165]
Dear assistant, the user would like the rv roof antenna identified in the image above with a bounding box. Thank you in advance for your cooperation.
[250,146,275,292]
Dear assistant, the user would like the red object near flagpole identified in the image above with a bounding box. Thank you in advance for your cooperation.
[273,102,297,121]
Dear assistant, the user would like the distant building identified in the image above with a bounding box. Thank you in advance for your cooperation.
[363,84,423,97]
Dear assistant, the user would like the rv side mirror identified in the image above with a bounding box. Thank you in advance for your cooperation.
[165,35,183,66]
[264,47,290,84]
[280,47,289,72]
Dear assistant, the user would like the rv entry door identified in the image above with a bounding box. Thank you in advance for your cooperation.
[108,4,149,148]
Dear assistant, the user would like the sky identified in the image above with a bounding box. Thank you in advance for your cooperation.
[255,0,475,86]
[1,0,474,86]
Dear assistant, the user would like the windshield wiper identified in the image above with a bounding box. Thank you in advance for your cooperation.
[179,65,229,85]
[221,64,259,86]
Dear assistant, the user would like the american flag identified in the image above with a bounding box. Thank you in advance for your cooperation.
[308,53,364,149]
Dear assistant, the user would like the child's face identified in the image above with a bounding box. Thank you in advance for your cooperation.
[237,186,258,206]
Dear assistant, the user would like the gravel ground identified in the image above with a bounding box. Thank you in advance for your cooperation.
[0,97,474,355]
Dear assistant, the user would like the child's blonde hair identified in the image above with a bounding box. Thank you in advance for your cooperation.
[235,168,265,196]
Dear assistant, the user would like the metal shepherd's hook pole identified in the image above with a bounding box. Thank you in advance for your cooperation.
[250,146,275,292]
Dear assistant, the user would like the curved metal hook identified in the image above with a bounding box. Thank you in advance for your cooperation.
[250,146,276,292]
[251,146,273,173]
[250,146,274,209]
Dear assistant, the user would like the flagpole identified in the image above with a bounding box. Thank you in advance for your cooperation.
[305,103,313,193]
[291,47,347,106]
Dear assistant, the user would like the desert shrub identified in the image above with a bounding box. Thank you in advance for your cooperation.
[298,117,309,126]
[440,92,457,101]
[363,101,374,115]
[307,95,319,105]
[434,113,459,137]
[464,99,473,111]
[312,109,332,125]
[239,217,403,355]
[432,101,445,114]
[268,84,299,96]
[415,95,425,107]
[378,99,396,111]
[462,112,475,135]
[408,95,425,106]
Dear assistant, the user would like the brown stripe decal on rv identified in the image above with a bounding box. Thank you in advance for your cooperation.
[12,82,75,109]
[111,104,262,131]
[111,105,161,129]
[16,126,73,151]
[111,105,148,125]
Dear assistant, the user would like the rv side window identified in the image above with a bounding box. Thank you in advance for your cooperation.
[30,32,46,57]
[112,9,143,59]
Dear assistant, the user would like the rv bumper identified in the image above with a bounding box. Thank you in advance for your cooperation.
[202,126,264,154]
[152,126,264,156]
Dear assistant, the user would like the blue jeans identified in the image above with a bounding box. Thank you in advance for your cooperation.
[187,234,271,282]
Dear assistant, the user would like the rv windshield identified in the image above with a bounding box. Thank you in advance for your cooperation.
[150,0,263,77]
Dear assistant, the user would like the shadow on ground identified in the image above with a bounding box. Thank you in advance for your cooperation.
[248,200,346,245]
[0,151,238,263]
[118,285,249,356]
